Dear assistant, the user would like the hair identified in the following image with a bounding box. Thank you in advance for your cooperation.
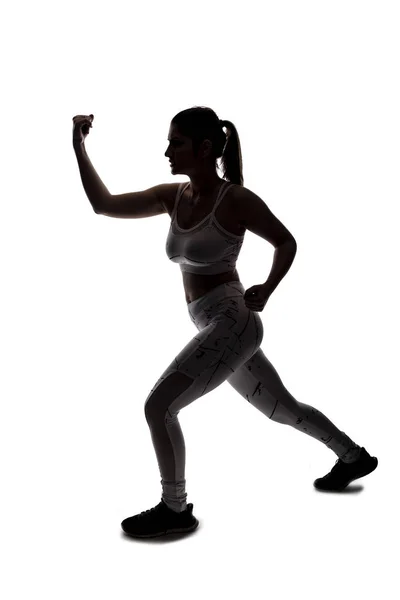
[171,106,244,186]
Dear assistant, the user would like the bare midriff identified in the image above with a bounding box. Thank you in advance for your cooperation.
[166,180,245,304]
[182,268,241,304]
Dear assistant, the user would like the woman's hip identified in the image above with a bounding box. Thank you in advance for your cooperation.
[187,280,264,364]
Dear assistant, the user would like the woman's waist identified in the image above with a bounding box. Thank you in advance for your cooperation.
[183,269,240,304]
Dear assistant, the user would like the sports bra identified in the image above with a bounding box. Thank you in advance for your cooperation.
[165,181,245,275]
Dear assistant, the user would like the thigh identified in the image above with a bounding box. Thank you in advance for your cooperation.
[226,346,294,420]
[144,311,263,419]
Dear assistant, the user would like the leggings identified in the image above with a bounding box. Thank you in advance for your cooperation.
[144,281,360,512]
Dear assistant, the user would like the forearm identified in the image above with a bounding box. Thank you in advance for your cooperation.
[262,241,297,296]
[73,142,111,212]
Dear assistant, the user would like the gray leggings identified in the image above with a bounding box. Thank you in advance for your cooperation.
[144,281,359,511]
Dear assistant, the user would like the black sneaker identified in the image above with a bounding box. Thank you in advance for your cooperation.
[314,447,378,491]
[121,499,199,538]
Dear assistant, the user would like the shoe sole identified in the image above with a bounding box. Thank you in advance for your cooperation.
[314,456,378,491]
[122,518,200,539]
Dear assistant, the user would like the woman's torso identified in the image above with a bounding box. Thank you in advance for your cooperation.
[164,180,246,304]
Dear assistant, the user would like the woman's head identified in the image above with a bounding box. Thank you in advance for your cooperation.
[165,106,244,186]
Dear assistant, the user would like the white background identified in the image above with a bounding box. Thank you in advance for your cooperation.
[1,0,399,598]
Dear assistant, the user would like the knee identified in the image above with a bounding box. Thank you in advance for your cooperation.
[144,395,167,423]
[269,397,302,426]
[144,399,158,423]
[144,371,195,423]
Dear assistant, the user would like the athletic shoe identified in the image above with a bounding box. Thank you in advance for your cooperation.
[313,447,378,491]
[121,498,199,538]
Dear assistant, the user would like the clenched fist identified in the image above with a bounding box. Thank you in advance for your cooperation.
[72,114,94,145]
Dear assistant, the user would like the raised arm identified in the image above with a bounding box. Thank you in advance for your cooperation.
[73,141,111,213]
[73,140,176,218]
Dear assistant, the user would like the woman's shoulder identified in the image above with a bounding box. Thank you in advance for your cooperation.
[160,182,187,217]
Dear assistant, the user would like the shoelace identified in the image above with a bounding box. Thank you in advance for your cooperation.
[137,505,162,519]
[331,458,343,471]
[331,454,363,473]
[137,502,189,519]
